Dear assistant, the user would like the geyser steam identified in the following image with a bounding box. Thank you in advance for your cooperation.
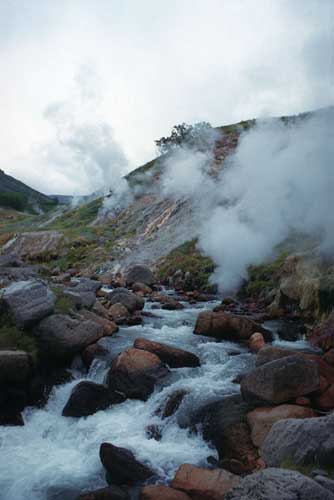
[162,108,334,292]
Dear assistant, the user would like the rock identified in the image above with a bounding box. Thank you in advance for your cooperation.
[62,381,125,417]
[156,390,188,419]
[0,279,55,328]
[0,253,23,267]
[29,368,73,406]
[33,314,104,364]
[100,442,154,485]
[248,333,265,353]
[133,338,200,368]
[161,300,184,311]
[225,468,334,500]
[108,288,144,313]
[255,346,297,366]
[0,264,40,287]
[141,485,190,500]
[132,283,152,295]
[310,312,334,352]
[324,348,334,365]
[200,395,259,473]
[194,311,272,342]
[107,348,170,400]
[125,265,155,287]
[3,230,64,260]
[314,383,334,410]
[82,343,108,368]
[63,289,96,309]
[69,278,102,293]
[260,413,334,468]
[79,310,118,336]
[0,411,24,426]
[0,350,33,385]
[77,485,129,500]
[109,303,130,323]
[314,476,334,494]
[246,404,316,447]
[241,355,320,405]
[277,321,305,341]
[171,464,240,500]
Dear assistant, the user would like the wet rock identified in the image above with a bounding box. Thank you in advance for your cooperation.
[33,314,104,364]
[125,265,155,287]
[0,349,33,385]
[261,413,334,468]
[200,395,259,473]
[248,332,265,353]
[141,485,190,500]
[82,343,108,368]
[132,282,152,295]
[108,288,144,313]
[241,355,320,405]
[29,368,73,406]
[225,468,334,500]
[246,404,316,447]
[194,311,272,342]
[0,411,24,426]
[62,381,125,417]
[161,300,184,311]
[0,279,55,328]
[100,442,154,485]
[277,321,305,342]
[171,464,240,500]
[156,390,188,419]
[107,348,170,400]
[77,485,129,500]
[145,424,162,440]
[134,338,200,368]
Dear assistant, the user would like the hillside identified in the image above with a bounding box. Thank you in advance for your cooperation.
[0,169,57,213]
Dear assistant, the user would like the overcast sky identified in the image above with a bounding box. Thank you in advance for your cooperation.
[1,0,333,195]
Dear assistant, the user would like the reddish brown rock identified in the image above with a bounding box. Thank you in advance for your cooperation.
[80,310,118,336]
[82,343,108,368]
[107,348,169,400]
[324,348,334,365]
[132,282,152,295]
[310,312,334,351]
[295,396,312,406]
[109,303,130,322]
[171,464,240,500]
[248,332,265,353]
[140,485,190,500]
[194,311,271,342]
[134,338,200,368]
[77,484,129,499]
[246,404,316,447]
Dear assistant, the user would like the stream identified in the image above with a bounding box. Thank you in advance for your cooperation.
[0,293,312,500]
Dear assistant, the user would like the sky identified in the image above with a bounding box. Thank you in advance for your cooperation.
[0,0,333,195]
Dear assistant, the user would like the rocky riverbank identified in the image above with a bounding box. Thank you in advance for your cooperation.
[0,260,334,499]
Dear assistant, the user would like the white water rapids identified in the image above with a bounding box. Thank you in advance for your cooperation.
[0,295,310,500]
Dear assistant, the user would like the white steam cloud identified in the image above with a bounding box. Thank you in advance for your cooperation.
[161,108,334,292]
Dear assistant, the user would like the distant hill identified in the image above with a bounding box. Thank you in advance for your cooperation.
[0,169,57,213]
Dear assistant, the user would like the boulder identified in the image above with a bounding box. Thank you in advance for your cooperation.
[79,310,118,336]
[134,338,200,368]
[310,312,334,352]
[108,288,144,313]
[156,389,188,419]
[0,349,33,385]
[3,230,64,260]
[255,346,297,366]
[200,395,259,473]
[108,303,130,323]
[77,485,129,500]
[141,485,190,500]
[132,283,152,295]
[225,468,334,500]
[260,413,334,468]
[171,464,240,500]
[125,265,155,286]
[69,278,102,293]
[194,311,272,342]
[0,279,55,328]
[161,300,184,311]
[100,442,154,485]
[82,343,108,368]
[241,355,320,405]
[62,381,125,417]
[107,348,170,400]
[314,383,334,410]
[248,332,265,353]
[33,314,104,363]
[63,289,96,309]
[246,404,316,447]
[0,253,23,267]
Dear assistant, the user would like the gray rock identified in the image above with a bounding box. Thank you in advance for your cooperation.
[314,476,334,494]
[63,289,96,309]
[33,314,103,363]
[107,288,144,313]
[225,468,334,500]
[69,278,102,293]
[261,413,334,469]
[62,381,125,417]
[241,355,320,405]
[125,265,155,286]
[0,279,55,327]
[0,253,23,268]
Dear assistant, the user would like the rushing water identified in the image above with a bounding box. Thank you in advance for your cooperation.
[0,295,310,500]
